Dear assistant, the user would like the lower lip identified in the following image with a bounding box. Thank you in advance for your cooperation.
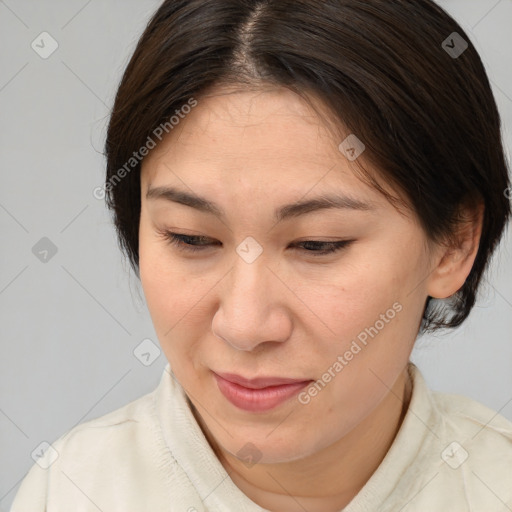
[213,374,311,412]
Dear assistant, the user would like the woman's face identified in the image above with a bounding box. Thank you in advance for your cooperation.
[139,86,435,464]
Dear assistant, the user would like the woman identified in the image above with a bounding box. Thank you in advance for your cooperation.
[11,0,512,510]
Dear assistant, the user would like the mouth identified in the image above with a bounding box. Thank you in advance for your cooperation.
[213,372,313,413]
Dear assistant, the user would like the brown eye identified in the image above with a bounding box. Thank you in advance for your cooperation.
[160,231,354,257]
[162,232,219,253]
[292,240,354,256]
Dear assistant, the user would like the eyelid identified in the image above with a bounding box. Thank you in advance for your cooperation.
[158,230,354,257]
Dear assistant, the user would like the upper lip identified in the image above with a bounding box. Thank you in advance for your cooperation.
[214,372,311,389]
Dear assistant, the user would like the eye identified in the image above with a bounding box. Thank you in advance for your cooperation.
[293,239,353,256]
[160,231,354,257]
[161,232,219,253]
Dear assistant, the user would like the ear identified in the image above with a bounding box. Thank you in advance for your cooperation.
[426,201,484,299]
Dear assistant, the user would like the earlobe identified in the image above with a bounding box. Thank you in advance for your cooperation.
[426,202,484,300]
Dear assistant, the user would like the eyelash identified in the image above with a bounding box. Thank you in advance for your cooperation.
[160,231,353,257]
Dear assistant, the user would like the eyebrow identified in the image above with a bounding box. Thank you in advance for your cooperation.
[146,185,377,223]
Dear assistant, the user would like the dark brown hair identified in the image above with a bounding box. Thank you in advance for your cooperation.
[104,0,511,334]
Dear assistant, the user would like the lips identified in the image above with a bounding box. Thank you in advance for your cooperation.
[216,372,309,389]
[213,372,312,412]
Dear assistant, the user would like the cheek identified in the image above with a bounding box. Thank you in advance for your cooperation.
[307,249,421,384]
[312,256,403,335]
[139,226,222,379]
[139,229,196,345]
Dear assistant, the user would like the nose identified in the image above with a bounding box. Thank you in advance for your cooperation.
[211,252,293,351]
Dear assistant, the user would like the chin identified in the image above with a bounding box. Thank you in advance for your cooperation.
[216,423,331,466]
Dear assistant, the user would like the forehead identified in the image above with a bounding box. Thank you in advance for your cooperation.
[141,86,404,211]
[149,87,339,163]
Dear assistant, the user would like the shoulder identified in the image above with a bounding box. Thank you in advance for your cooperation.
[50,385,165,470]
[48,384,157,453]
[10,386,171,511]
[431,387,512,443]
[63,385,156,434]
[379,365,512,511]
[408,363,512,448]
[427,386,512,507]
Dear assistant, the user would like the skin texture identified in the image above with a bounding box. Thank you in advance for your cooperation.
[138,86,483,511]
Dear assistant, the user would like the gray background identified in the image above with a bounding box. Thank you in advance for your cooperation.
[1,0,511,509]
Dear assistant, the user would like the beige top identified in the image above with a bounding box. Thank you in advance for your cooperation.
[10,362,512,511]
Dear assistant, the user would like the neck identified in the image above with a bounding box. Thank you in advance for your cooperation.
[196,367,412,512]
